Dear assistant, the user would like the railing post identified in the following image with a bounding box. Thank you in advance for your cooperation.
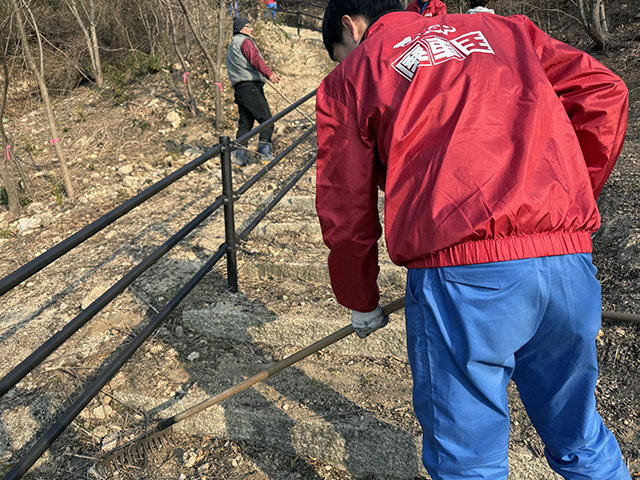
[296,1,300,36]
[220,136,238,293]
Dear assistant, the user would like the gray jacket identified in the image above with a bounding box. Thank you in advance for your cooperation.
[226,34,265,87]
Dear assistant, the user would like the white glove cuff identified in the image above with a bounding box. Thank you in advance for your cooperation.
[351,305,384,327]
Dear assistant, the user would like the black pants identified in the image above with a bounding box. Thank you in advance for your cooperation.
[234,81,273,143]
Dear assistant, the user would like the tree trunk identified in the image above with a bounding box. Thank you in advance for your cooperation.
[578,0,609,49]
[176,0,221,127]
[66,0,104,87]
[169,7,199,116]
[0,53,21,219]
[215,0,224,131]
[13,0,74,199]
[88,0,104,86]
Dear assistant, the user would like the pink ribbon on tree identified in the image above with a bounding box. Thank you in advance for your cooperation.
[214,83,223,92]
[183,72,190,83]
[50,138,60,146]
[5,145,9,161]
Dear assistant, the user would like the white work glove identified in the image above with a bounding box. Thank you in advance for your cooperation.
[351,305,389,339]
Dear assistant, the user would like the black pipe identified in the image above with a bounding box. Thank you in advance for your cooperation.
[0,114,317,398]
[238,154,317,241]
[0,145,221,297]
[220,137,238,293]
[236,125,316,197]
[279,8,324,21]
[234,89,317,149]
[0,195,225,398]
[0,89,318,298]
[1,244,227,480]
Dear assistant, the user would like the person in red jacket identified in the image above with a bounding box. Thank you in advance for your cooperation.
[261,0,277,19]
[406,0,447,17]
[316,0,630,478]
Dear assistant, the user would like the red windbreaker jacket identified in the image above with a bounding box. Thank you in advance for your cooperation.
[315,12,628,312]
[407,0,447,17]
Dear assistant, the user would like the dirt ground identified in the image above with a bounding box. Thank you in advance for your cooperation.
[0,4,639,480]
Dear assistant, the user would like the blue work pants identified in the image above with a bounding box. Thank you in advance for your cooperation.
[405,254,630,479]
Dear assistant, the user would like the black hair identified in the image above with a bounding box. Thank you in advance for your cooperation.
[469,0,489,7]
[322,0,404,61]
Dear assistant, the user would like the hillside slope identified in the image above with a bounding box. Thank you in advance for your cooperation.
[1,12,639,480]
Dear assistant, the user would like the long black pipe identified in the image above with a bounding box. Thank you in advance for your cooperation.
[234,89,316,151]
[278,8,324,21]
[0,117,317,398]
[238,154,317,241]
[2,244,227,480]
[0,195,225,398]
[0,89,317,298]
[0,145,220,297]
[1,91,320,478]
[236,125,316,197]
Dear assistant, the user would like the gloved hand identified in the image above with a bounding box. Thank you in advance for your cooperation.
[351,305,389,339]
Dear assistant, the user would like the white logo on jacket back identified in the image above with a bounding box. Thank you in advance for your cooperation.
[392,25,495,81]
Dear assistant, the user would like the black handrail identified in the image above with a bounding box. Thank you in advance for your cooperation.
[0,125,319,399]
[0,195,225,398]
[1,87,319,480]
[236,125,316,197]
[238,154,317,241]
[1,148,321,480]
[234,89,316,149]
[278,8,324,21]
[0,145,221,297]
[2,244,228,480]
[0,89,317,298]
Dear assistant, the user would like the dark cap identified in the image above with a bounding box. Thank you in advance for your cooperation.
[233,17,250,34]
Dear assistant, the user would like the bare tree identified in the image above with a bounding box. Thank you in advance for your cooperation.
[578,0,609,49]
[176,0,223,128]
[0,46,22,219]
[168,5,199,116]
[134,0,160,55]
[214,0,224,131]
[65,0,104,87]
[11,0,74,200]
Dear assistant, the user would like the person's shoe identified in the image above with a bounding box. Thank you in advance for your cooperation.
[258,142,275,163]
[234,149,248,167]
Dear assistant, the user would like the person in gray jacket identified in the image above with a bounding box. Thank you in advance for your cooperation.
[226,17,281,166]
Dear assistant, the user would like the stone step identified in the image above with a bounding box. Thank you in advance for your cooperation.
[274,195,385,215]
[254,222,323,243]
[238,260,405,287]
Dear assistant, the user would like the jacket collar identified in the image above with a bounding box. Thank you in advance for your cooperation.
[362,10,406,42]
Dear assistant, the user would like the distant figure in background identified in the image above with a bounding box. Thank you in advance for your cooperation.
[228,0,238,16]
[406,0,447,17]
[226,17,281,166]
[261,0,277,19]
[467,0,495,14]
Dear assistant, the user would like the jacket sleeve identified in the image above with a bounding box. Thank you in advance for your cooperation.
[524,16,628,199]
[316,83,382,313]
[406,0,419,13]
[241,39,274,79]
[433,0,447,15]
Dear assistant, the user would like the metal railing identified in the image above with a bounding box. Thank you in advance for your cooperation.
[277,0,326,34]
[0,89,318,480]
